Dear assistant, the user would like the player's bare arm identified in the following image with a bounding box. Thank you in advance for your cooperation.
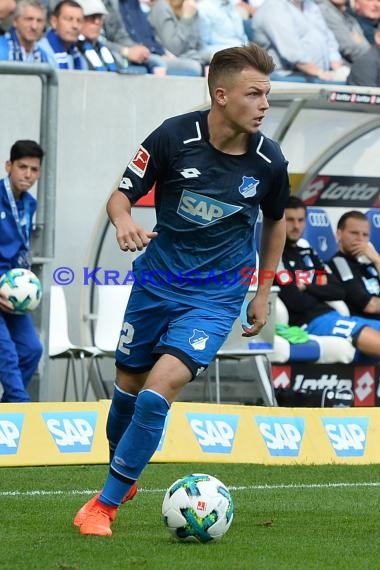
[106,190,158,252]
[243,215,286,336]
[363,296,380,315]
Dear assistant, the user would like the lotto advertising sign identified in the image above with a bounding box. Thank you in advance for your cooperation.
[300,175,380,207]
[272,363,380,407]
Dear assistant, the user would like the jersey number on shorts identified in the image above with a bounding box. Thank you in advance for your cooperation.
[118,321,135,355]
[332,319,356,338]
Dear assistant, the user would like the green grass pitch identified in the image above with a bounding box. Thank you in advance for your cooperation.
[1,463,379,569]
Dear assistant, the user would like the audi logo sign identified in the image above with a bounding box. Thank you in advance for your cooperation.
[308,212,330,227]
[370,214,380,228]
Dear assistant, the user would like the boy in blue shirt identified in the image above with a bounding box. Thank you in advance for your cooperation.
[0,140,44,402]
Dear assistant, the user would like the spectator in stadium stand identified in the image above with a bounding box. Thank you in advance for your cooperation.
[314,0,370,63]
[104,0,203,75]
[77,0,146,72]
[46,0,151,70]
[235,1,259,41]
[278,196,380,362]
[38,0,86,69]
[148,0,211,76]
[348,0,380,43]
[0,140,44,403]
[347,22,380,84]
[328,211,380,316]
[0,0,16,34]
[196,0,248,60]
[252,0,351,83]
[0,0,49,62]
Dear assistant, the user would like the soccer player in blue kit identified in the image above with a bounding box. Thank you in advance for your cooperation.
[75,43,290,536]
[0,140,44,402]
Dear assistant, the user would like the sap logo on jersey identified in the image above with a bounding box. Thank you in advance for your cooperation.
[186,412,239,453]
[155,412,170,452]
[321,417,368,457]
[255,416,305,457]
[42,411,98,453]
[178,190,242,226]
[0,413,24,455]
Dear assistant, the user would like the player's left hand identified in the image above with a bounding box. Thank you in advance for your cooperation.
[116,222,158,252]
[0,291,14,313]
[242,297,267,337]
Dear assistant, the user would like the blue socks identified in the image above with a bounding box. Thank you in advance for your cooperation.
[106,384,137,461]
[100,389,170,506]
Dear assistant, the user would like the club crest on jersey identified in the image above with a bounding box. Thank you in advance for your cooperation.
[178,190,242,226]
[239,176,259,198]
[128,146,150,178]
[189,329,209,351]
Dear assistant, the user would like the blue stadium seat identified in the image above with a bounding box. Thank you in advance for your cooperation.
[365,209,380,253]
[303,207,338,262]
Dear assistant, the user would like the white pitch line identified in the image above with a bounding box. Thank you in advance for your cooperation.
[1,481,379,498]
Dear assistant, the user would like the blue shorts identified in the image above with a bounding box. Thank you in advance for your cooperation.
[306,311,380,343]
[115,283,240,378]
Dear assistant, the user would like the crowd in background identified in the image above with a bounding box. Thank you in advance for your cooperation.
[0,0,379,83]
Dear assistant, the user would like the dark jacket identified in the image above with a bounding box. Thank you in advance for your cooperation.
[347,43,380,87]
[278,243,345,327]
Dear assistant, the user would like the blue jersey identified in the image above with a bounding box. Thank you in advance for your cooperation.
[0,177,37,274]
[118,109,290,310]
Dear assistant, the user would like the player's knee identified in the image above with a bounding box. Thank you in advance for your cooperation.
[115,367,147,394]
[134,389,170,429]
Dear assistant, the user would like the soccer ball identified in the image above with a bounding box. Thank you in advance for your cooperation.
[162,473,234,543]
[0,268,42,314]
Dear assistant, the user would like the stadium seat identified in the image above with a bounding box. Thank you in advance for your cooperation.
[270,297,355,364]
[303,207,338,262]
[214,286,277,405]
[83,284,133,398]
[49,286,100,401]
[365,209,380,253]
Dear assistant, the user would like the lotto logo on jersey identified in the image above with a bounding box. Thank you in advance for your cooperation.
[178,190,242,226]
[42,412,97,453]
[128,146,150,178]
[119,177,133,190]
[186,412,239,453]
[0,413,24,455]
[255,416,305,457]
[321,417,368,457]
